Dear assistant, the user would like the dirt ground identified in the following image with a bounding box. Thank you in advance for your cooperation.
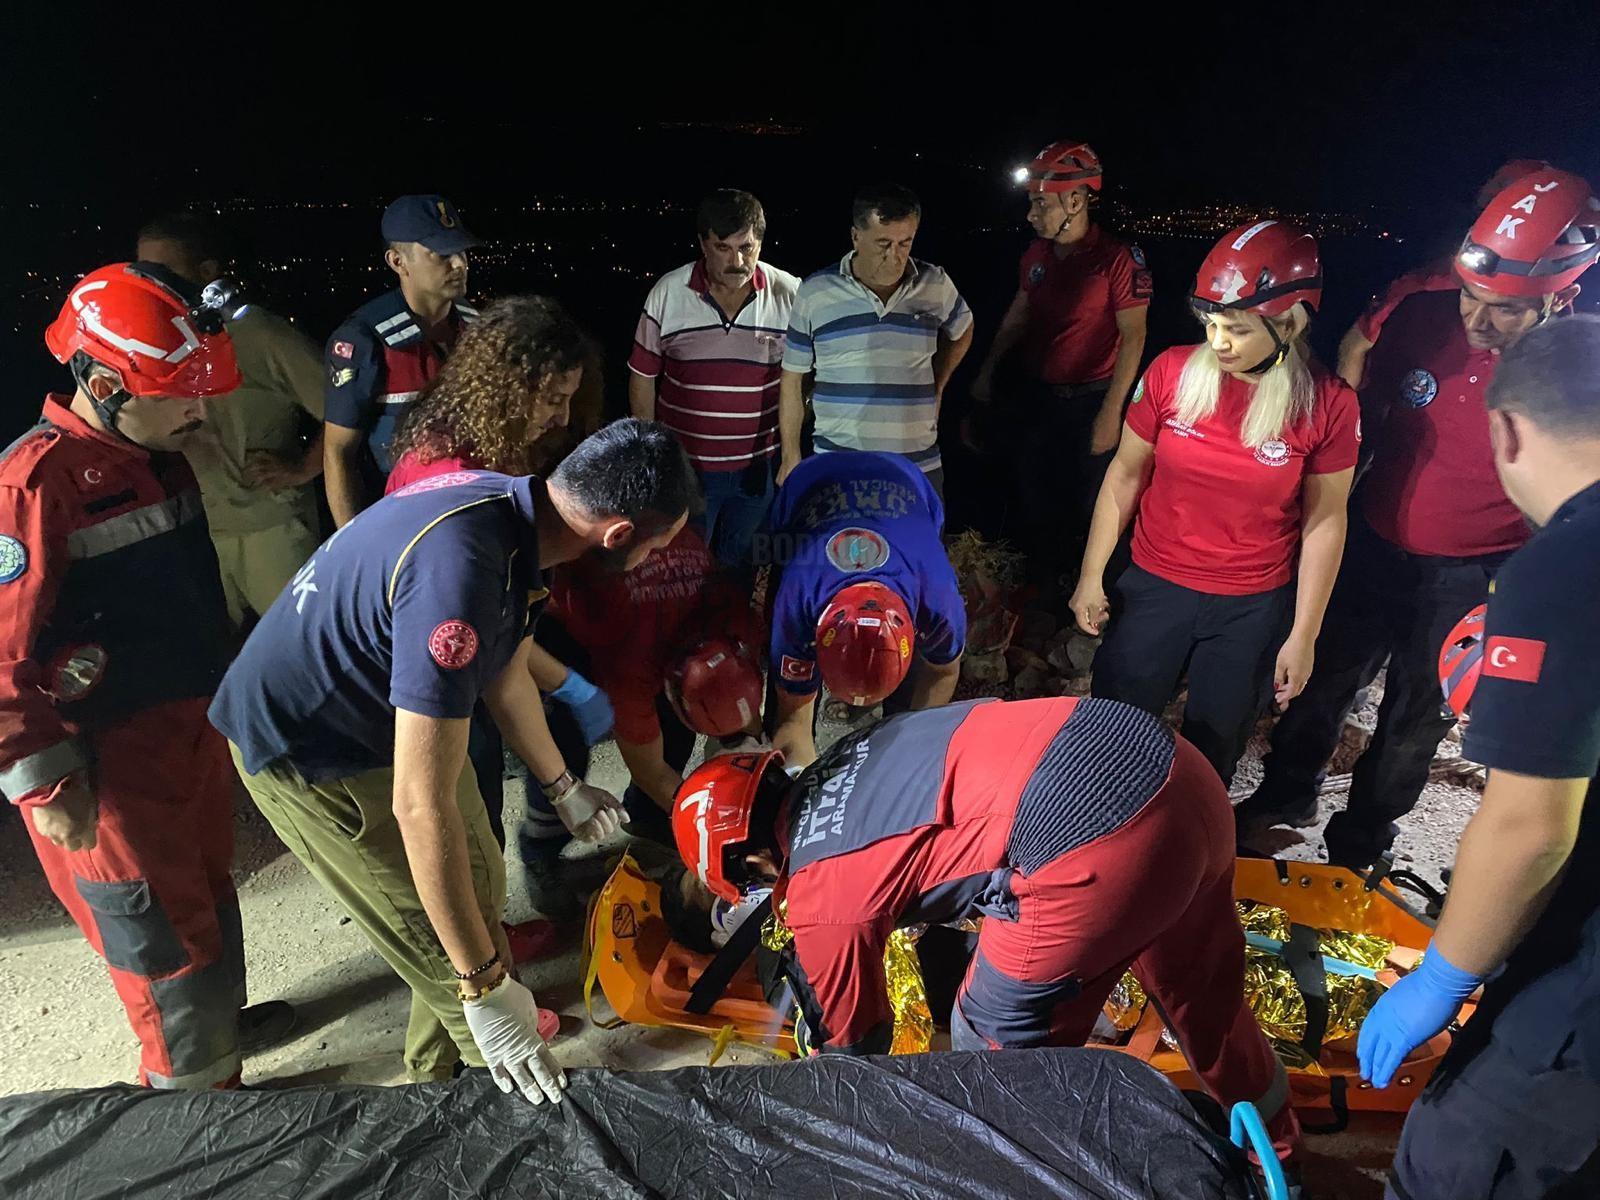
[0,693,1479,1198]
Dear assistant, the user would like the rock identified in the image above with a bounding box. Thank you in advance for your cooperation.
[1017,610,1057,651]
[1005,646,1048,675]
[1055,675,1092,697]
[1045,644,1074,674]
[1012,666,1054,699]
[1327,713,1374,775]
[962,650,1009,686]
[1065,633,1101,673]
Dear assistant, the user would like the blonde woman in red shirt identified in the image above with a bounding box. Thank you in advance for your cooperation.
[1070,222,1359,786]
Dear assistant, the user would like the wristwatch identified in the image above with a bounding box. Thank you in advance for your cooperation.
[538,769,578,801]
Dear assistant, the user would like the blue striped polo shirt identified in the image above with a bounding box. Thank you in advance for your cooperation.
[782,255,973,475]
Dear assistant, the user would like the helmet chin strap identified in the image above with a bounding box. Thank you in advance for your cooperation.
[70,354,140,445]
[1242,317,1291,375]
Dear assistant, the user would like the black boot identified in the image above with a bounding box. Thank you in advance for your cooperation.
[517,833,581,922]
[238,1000,297,1054]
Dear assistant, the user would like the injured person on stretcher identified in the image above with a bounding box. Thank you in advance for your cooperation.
[670,695,1304,1162]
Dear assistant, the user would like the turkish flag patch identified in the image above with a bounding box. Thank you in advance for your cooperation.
[1483,636,1546,684]
[429,620,479,670]
[333,340,355,360]
[779,655,814,682]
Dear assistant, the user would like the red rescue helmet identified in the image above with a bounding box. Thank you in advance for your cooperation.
[1438,603,1487,719]
[672,750,785,903]
[666,635,763,738]
[1456,168,1600,298]
[1193,221,1322,318]
[1477,159,1553,208]
[815,581,914,707]
[1018,141,1104,194]
[45,263,242,400]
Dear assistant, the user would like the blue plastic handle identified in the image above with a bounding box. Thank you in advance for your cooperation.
[1230,1102,1289,1200]
[1244,932,1379,980]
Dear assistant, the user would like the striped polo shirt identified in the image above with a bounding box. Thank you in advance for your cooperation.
[628,260,800,472]
[782,255,973,475]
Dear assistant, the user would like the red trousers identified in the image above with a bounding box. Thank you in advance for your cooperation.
[953,735,1302,1159]
[24,699,244,1088]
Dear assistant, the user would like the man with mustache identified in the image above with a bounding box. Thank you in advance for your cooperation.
[1238,167,1599,870]
[0,263,293,1090]
[323,194,481,527]
[629,189,799,573]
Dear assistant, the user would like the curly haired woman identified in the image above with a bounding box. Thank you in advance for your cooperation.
[386,294,595,488]
[384,296,615,923]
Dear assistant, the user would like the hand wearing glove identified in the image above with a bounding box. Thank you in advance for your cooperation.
[462,973,567,1104]
[1358,949,1483,1088]
[550,775,629,842]
[549,670,614,745]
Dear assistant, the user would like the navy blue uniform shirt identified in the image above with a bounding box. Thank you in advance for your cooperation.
[211,470,544,781]
[1462,479,1600,1075]
[324,290,477,478]
[767,451,966,695]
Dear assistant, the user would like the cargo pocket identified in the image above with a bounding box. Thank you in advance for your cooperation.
[74,877,189,976]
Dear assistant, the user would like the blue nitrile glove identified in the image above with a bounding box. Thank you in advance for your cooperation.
[1358,949,1483,1088]
[549,670,614,745]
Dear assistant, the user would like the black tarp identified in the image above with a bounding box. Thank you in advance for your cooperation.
[0,1048,1257,1199]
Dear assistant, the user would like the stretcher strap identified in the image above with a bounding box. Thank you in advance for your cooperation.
[686,895,774,1015]
[1283,923,1330,1058]
[1299,1074,1350,1135]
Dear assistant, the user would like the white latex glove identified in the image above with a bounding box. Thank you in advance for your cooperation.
[462,975,568,1104]
[551,779,629,842]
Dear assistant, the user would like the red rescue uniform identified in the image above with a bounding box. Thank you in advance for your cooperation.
[547,526,756,746]
[1358,288,1528,558]
[0,397,242,1089]
[1125,346,1361,594]
[773,697,1299,1159]
[1017,224,1150,385]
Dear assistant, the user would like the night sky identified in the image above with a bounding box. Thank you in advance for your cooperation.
[6,1,1598,439]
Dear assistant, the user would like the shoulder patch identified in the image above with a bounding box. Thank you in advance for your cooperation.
[1128,244,1147,268]
[429,620,480,670]
[1483,636,1546,684]
[780,655,815,683]
[0,534,27,583]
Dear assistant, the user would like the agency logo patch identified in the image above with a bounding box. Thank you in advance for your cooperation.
[1254,438,1291,467]
[825,527,891,572]
[0,535,27,583]
[428,620,479,670]
[1401,368,1438,409]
